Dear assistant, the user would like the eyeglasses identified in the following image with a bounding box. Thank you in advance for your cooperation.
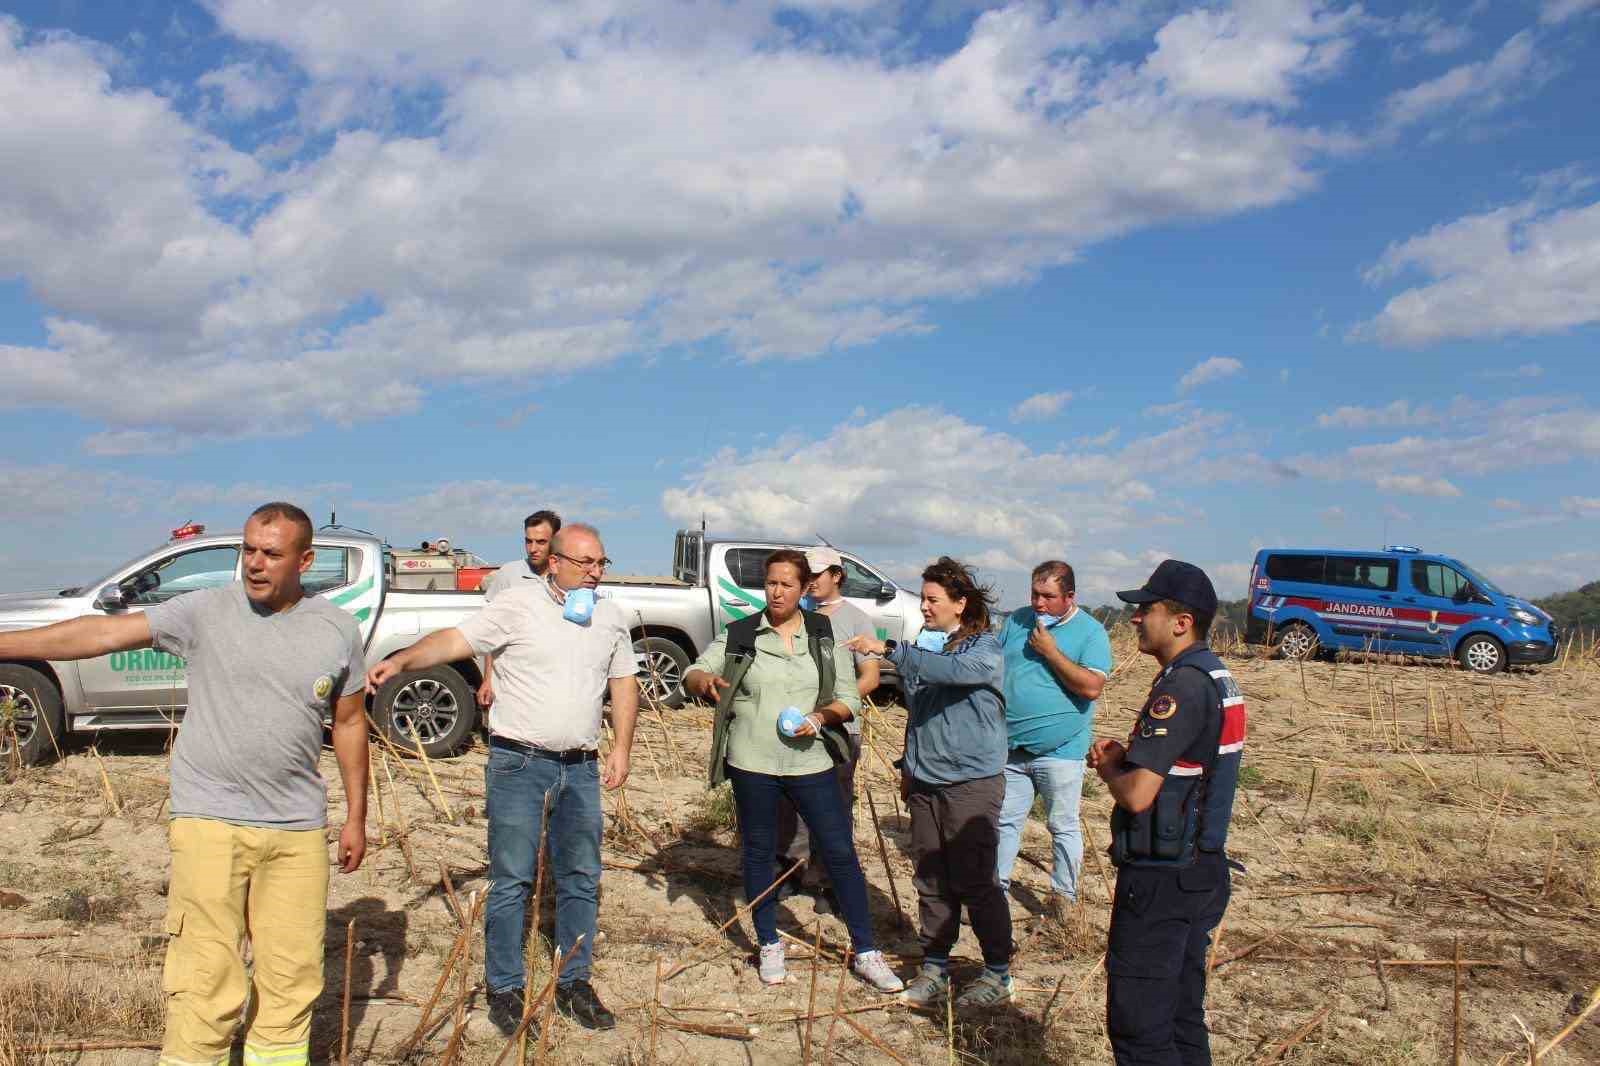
[553,552,612,573]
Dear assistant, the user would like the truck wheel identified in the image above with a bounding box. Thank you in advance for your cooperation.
[375,666,477,758]
[1276,622,1319,662]
[635,637,691,709]
[1456,634,1505,674]
[0,664,65,768]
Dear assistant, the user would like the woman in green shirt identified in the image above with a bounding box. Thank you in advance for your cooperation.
[685,550,903,993]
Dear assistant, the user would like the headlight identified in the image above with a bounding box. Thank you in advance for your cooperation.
[1508,608,1539,626]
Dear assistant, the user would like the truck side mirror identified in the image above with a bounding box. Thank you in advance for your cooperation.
[876,581,897,603]
[94,583,128,611]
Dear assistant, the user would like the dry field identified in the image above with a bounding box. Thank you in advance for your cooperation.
[3,627,1598,1065]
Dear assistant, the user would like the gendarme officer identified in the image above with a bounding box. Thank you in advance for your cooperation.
[1087,560,1246,1065]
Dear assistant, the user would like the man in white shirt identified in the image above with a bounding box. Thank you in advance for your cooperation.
[368,522,636,1036]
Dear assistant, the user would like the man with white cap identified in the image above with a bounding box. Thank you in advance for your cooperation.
[773,546,881,897]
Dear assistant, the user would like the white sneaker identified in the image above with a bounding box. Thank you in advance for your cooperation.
[851,950,905,993]
[758,942,788,985]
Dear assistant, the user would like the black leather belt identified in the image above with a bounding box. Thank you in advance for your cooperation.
[490,734,597,764]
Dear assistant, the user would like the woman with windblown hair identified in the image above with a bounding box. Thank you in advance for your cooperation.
[847,556,1013,1010]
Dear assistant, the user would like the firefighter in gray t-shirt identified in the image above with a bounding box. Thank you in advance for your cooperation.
[0,503,368,1066]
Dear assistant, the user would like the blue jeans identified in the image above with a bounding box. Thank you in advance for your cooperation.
[484,743,602,993]
[996,750,1085,901]
[727,765,876,953]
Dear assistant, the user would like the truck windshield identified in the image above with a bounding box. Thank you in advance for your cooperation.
[1451,560,1503,596]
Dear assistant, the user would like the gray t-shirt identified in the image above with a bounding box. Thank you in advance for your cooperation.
[147,583,367,830]
[483,560,540,603]
[823,601,879,736]
[458,582,638,751]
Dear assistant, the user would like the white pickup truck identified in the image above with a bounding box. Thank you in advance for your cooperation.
[0,526,924,765]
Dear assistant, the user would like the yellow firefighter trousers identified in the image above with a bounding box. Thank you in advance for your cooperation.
[158,817,329,1066]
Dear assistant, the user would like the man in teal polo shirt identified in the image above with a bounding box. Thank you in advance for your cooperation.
[996,560,1113,912]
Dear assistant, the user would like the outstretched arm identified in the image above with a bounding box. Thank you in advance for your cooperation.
[0,614,153,661]
[366,628,475,692]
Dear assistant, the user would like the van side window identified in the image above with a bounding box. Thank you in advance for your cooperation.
[1266,554,1325,583]
[1411,561,1470,599]
[1326,556,1397,592]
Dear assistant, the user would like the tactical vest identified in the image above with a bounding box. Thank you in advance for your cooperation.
[705,611,853,789]
[1110,645,1246,867]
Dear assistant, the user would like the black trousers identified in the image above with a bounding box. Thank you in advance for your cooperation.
[1105,849,1231,1066]
[908,774,1013,968]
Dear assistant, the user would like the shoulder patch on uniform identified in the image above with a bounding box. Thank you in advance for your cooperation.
[1147,693,1178,720]
[313,675,334,700]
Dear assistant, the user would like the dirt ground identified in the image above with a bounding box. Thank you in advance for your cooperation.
[3,628,1598,1065]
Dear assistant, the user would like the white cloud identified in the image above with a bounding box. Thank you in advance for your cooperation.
[1381,31,1540,129]
[1320,505,1345,523]
[1010,390,1072,422]
[1387,12,1473,57]
[1142,0,1358,107]
[1375,474,1462,498]
[1177,357,1244,392]
[1490,498,1524,512]
[80,428,216,457]
[1562,496,1600,518]
[1316,399,1445,429]
[1540,0,1600,25]
[197,60,291,118]
[1485,550,1600,597]
[660,404,1239,601]
[0,3,1367,441]
[1359,176,1600,346]
[1144,400,1190,418]
[1285,399,1600,490]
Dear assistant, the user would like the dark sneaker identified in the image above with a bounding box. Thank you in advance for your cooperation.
[486,987,530,1038]
[555,980,617,1030]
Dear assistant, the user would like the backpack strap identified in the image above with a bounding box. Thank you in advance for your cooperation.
[801,610,832,643]
[724,612,763,661]
[801,610,853,767]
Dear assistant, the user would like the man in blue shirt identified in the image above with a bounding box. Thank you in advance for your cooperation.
[996,560,1114,912]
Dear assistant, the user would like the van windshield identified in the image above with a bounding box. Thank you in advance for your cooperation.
[1450,560,1503,596]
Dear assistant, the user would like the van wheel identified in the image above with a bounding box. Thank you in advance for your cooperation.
[1456,634,1505,674]
[635,637,691,709]
[0,665,65,768]
[1276,622,1319,662]
[375,666,477,758]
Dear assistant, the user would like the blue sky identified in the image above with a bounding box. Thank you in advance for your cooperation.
[1,0,1598,606]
